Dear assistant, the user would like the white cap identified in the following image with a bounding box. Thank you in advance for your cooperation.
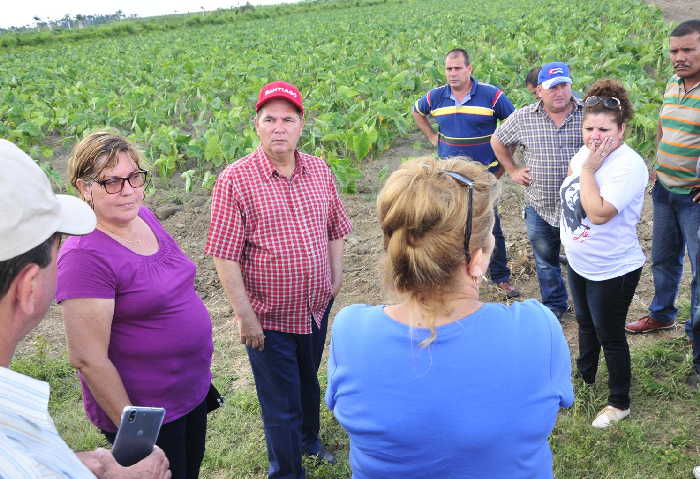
[0,139,96,261]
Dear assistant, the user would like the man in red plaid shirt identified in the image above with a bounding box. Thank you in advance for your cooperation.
[205,81,352,479]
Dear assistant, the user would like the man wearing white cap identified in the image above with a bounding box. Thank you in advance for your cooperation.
[491,62,584,320]
[0,139,171,479]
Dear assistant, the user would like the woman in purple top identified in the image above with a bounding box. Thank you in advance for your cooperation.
[56,132,213,479]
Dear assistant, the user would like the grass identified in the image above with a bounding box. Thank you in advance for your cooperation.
[553,337,699,478]
[11,326,699,478]
[10,337,107,452]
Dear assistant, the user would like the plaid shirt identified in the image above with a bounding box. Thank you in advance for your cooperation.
[205,145,352,334]
[495,98,583,226]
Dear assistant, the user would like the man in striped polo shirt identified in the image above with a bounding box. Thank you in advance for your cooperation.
[625,19,700,389]
[0,140,171,478]
[412,48,520,298]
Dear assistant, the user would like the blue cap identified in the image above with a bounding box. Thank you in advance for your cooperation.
[538,62,572,89]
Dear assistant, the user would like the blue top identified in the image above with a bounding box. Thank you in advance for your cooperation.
[413,78,515,169]
[326,300,573,479]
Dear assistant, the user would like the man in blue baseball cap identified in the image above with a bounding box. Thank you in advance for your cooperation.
[491,61,584,320]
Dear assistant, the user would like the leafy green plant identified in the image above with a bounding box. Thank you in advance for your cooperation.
[0,0,671,195]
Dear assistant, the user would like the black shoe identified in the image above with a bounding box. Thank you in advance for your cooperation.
[548,307,564,320]
[496,281,521,298]
[305,445,336,464]
[549,305,572,321]
[688,371,700,391]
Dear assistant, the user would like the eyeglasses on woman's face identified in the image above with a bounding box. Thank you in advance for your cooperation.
[94,169,149,194]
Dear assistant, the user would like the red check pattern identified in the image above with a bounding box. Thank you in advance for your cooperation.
[205,145,352,334]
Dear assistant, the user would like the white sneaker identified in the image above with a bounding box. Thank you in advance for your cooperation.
[591,405,630,428]
[692,466,700,479]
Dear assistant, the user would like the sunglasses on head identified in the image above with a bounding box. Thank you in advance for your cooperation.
[437,169,475,263]
[584,96,621,111]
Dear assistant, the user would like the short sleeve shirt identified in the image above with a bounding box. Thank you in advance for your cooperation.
[656,75,700,193]
[413,79,515,169]
[56,207,213,432]
[326,300,572,479]
[495,99,584,226]
[205,145,352,334]
[560,144,647,280]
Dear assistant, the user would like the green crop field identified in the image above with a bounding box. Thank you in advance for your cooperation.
[1,0,669,192]
[4,0,700,477]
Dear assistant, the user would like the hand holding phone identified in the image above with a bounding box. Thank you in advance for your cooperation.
[112,406,165,467]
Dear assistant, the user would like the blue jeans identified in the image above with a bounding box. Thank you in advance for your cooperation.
[569,266,642,410]
[246,299,333,479]
[489,208,511,283]
[649,182,700,339]
[524,206,567,314]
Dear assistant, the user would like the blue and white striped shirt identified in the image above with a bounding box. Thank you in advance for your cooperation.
[0,367,96,478]
[413,78,515,166]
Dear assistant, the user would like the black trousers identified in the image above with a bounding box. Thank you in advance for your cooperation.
[568,265,642,410]
[103,398,207,479]
[246,299,333,479]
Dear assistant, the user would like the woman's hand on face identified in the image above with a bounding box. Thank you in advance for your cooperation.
[583,136,617,173]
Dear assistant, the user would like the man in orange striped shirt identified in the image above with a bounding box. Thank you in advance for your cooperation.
[626,19,700,389]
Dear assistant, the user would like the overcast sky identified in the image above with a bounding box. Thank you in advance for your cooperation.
[1,0,300,28]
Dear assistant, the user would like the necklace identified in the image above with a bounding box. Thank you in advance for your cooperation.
[98,224,142,245]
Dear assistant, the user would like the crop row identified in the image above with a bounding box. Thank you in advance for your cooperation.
[0,0,670,192]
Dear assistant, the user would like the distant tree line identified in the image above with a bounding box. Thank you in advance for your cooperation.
[1,11,133,34]
[0,0,389,48]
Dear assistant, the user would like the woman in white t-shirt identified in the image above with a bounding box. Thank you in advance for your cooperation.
[559,79,648,429]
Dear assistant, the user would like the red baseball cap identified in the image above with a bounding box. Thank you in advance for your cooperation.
[255,81,304,113]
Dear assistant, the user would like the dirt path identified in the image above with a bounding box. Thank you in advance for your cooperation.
[646,0,700,22]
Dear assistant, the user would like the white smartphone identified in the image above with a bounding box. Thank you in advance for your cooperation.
[111,406,165,467]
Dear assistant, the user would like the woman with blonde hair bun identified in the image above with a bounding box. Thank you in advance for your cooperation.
[326,157,573,478]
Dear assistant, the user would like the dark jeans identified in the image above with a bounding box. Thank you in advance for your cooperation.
[489,208,511,283]
[694,292,700,373]
[694,309,700,373]
[649,182,700,340]
[524,206,568,314]
[103,398,207,479]
[569,265,642,410]
[246,299,333,479]
[696,227,700,373]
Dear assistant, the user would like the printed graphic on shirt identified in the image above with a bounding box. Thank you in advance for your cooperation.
[560,176,590,242]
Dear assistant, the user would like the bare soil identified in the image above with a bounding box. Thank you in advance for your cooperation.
[23,133,689,392]
[18,0,697,392]
[646,0,700,22]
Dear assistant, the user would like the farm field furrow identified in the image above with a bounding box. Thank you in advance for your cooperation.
[2,0,668,191]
